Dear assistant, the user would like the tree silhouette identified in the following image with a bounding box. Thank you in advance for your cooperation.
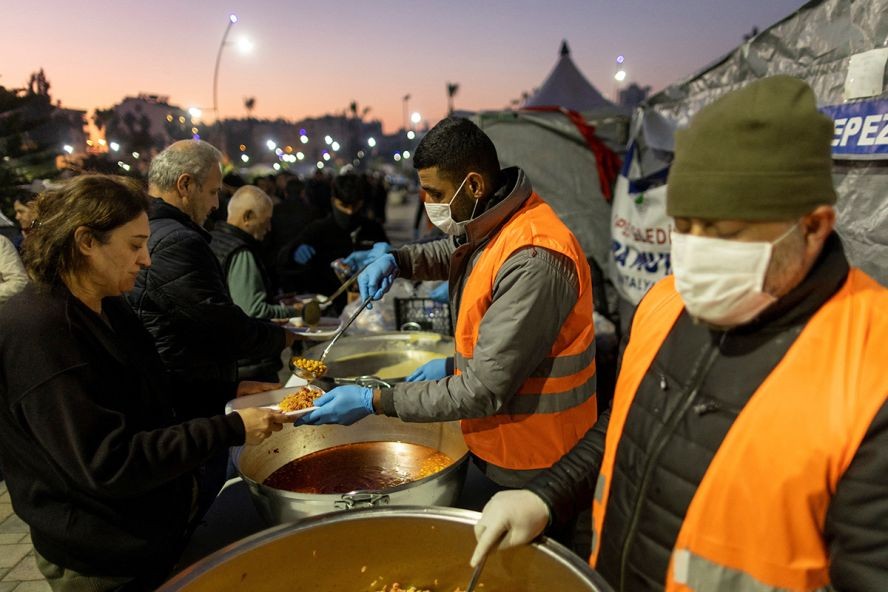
[244,96,256,118]
[447,82,459,114]
[0,74,60,218]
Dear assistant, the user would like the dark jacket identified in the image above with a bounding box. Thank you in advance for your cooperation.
[0,284,245,581]
[266,197,322,290]
[209,221,285,380]
[127,198,285,419]
[527,234,888,591]
[276,212,388,306]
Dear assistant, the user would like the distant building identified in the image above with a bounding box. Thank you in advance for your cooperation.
[619,83,652,110]
[94,94,193,157]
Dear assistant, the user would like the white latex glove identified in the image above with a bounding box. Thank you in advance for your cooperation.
[470,489,550,567]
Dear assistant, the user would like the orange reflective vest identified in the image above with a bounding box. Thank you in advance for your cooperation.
[456,192,598,470]
[590,269,888,591]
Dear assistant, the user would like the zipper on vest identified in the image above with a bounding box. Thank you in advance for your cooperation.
[617,332,727,591]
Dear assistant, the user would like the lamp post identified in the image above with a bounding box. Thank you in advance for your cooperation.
[402,94,411,133]
[212,14,238,121]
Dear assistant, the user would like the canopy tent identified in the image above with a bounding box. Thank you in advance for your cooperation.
[610,0,888,317]
[524,41,624,118]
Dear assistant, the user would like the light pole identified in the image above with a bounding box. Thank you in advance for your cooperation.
[402,94,411,133]
[212,14,238,121]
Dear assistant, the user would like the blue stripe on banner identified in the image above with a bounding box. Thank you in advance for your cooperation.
[821,99,888,160]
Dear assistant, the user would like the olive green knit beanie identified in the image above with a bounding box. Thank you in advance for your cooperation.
[667,75,837,220]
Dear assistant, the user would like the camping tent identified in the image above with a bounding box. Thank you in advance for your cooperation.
[474,108,625,295]
[610,0,888,322]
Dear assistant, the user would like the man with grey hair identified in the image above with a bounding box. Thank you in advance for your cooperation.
[210,185,301,381]
[128,140,294,513]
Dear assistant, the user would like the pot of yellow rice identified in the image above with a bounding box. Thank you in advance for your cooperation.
[159,506,612,591]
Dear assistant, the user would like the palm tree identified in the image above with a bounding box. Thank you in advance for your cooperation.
[446,82,459,114]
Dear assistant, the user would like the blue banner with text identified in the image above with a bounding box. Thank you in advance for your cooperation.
[821,99,888,160]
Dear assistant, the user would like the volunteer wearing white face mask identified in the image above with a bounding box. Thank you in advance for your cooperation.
[298,117,599,512]
[471,76,888,592]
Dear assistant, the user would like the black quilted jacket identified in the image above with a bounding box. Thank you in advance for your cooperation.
[127,199,285,419]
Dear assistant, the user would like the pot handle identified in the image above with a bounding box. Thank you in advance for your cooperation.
[335,492,391,510]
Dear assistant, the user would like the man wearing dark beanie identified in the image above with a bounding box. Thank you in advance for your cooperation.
[472,76,888,591]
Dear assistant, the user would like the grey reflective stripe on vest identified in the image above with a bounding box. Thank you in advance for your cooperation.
[590,474,606,557]
[454,340,596,379]
[672,549,835,592]
[497,371,596,415]
[595,474,606,503]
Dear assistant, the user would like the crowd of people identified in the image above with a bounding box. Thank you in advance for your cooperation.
[0,75,885,592]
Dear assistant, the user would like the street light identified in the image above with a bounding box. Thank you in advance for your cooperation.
[614,55,627,101]
[402,94,411,132]
[410,111,421,126]
[212,14,239,121]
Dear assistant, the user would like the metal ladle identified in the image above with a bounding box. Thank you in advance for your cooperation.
[290,295,374,381]
[303,262,370,325]
[465,531,505,592]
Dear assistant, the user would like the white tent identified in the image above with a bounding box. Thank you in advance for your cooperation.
[524,41,624,117]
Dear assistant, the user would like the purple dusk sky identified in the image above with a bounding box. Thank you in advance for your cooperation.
[2,0,805,133]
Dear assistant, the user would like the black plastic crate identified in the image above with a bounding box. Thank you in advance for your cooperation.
[394,297,453,335]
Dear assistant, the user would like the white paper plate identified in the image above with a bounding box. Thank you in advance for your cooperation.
[263,404,317,420]
[285,316,343,340]
[224,382,315,415]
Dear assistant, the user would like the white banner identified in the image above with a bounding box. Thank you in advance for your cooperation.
[608,176,673,305]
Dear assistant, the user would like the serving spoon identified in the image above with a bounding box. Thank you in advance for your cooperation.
[321,262,370,309]
[465,531,505,592]
[290,295,374,381]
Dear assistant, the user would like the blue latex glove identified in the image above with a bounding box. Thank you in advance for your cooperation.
[358,253,399,309]
[343,242,392,273]
[292,244,316,265]
[429,281,449,303]
[405,357,450,382]
[294,385,374,426]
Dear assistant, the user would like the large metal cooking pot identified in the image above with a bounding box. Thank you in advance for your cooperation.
[302,331,454,383]
[160,506,612,591]
[234,414,469,524]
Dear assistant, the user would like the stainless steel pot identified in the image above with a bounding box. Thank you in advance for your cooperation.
[302,331,454,382]
[160,506,612,591]
[233,414,469,524]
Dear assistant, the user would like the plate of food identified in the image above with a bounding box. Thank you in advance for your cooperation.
[224,382,309,415]
[263,384,325,419]
[285,316,343,340]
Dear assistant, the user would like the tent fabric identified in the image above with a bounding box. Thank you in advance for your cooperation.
[616,0,888,291]
[524,106,623,202]
[643,0,888,286]
[524,41,622,115]
[474,109,623,277]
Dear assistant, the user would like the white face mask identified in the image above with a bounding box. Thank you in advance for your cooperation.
[670,223,798,327]
[424,175,478,236]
